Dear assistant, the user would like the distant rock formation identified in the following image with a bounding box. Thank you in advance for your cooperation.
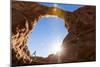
[12,1,96,66]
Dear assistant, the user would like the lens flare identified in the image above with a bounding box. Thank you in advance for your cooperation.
[54,4,58,7]
[53,4,58,11]
[53,44,62,54]
[50,39,62,55]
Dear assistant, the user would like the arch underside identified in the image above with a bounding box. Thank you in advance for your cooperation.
[12,1,96,66]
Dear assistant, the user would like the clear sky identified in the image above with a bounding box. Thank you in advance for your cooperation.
[40,2,83,12]
[27,3,82,57]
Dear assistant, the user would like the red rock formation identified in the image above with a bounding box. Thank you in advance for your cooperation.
[11,1,96,66]
[61,6,96,62]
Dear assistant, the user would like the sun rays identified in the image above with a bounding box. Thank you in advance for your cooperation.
[49,38,62,63]
[49,37,63,55]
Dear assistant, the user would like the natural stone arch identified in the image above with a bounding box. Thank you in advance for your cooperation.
[12,1,96,66]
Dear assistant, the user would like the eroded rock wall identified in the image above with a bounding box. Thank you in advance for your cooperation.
[12,1,96,65]
[61,6,96,62]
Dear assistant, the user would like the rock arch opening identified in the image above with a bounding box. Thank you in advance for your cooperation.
[27,15,69,58]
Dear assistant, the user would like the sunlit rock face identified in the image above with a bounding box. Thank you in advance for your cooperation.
[12,1,96,66]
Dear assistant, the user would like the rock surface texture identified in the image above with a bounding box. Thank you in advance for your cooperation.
[12,1,96,66]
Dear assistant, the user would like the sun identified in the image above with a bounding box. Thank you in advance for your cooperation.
[53,44,62,54]
[50,40,62,54]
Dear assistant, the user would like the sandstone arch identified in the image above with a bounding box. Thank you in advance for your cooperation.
[12,1,96,66]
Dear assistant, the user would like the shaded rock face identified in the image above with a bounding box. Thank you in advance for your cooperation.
[61,6,96,62]
[12,1,96,66]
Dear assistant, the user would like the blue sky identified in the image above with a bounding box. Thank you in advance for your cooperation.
[27,3,82,57]
[40,2,83,12]
[28,17,68,57]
